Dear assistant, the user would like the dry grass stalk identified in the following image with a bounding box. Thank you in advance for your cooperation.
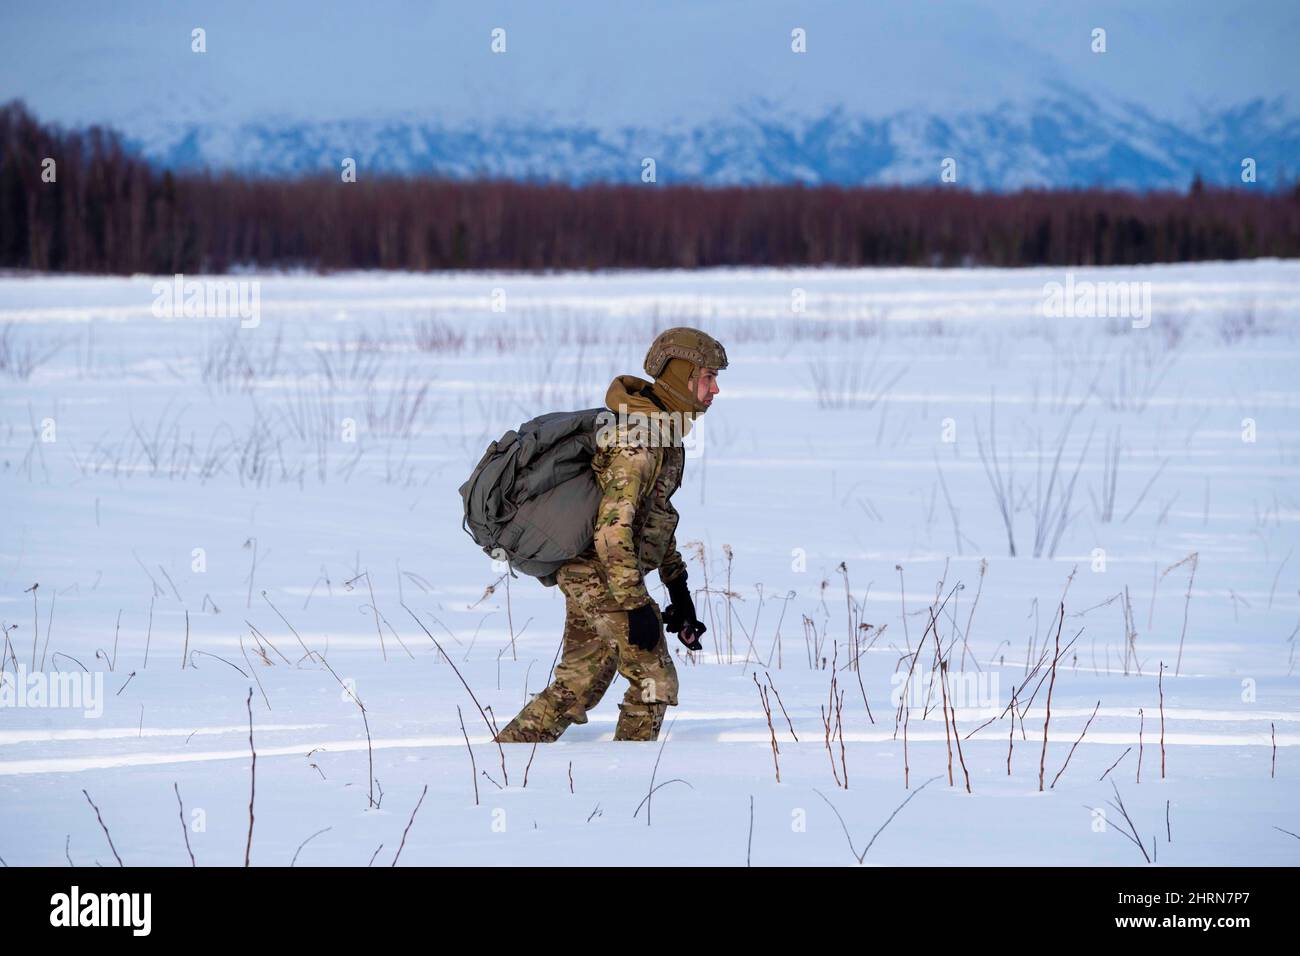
[1038,602,1065,792]
[753,673,781,783]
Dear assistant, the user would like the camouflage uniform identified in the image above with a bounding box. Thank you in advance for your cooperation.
[496,328,725,744]
[496,382,687,743]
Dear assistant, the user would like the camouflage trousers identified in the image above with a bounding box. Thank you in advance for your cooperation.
[495,558,679,743]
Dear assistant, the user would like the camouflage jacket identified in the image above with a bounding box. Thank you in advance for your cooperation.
[585,377,690,610]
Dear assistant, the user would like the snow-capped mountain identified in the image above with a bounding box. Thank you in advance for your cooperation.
[5,0,1297,190]
[121,87,1299,191]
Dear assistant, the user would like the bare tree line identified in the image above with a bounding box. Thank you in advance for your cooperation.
[4,100,1299,274]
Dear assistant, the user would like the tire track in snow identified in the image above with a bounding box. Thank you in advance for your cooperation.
[1,724,1296,776]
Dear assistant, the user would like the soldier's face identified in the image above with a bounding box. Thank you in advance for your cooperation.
[694,368,720,407]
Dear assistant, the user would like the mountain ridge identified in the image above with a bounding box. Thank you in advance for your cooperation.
[113,86,1298,192]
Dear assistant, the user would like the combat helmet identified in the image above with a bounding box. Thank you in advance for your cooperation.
[643,327,729,378]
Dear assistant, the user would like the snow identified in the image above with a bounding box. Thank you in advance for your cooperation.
[1,261,1298,866]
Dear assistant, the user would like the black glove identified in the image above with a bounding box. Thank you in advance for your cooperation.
[662,574,706,651]
[626,603,661,651]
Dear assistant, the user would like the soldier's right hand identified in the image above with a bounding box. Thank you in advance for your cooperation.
[626,603,662,651]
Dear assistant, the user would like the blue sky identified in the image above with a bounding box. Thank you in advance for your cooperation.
[2,0,1296,131]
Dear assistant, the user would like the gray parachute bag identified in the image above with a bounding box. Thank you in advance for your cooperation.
[459,407,607,586]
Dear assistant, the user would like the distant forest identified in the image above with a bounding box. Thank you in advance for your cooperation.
[3,100,1299,274]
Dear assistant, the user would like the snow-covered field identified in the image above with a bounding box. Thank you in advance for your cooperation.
[1,261,1297,866]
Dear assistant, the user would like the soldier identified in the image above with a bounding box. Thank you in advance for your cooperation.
[495,328,727,743]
